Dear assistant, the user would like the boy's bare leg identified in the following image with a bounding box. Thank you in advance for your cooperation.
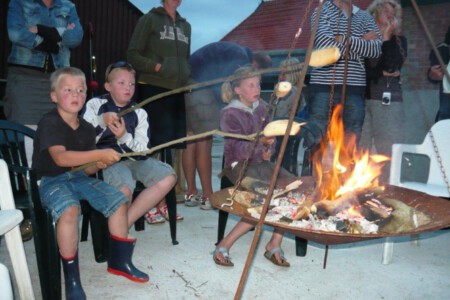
[108,203,128,238]
[127,174,176,227]
[57,206,80,257]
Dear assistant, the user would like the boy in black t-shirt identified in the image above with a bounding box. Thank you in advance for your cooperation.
[32,67,149,299]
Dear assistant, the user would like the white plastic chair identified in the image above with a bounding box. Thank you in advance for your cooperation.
[0,159,35,299]
[383,119,450,264]
[0,262,14,300]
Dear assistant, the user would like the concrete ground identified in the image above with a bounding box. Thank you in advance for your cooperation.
[1,137,450,300]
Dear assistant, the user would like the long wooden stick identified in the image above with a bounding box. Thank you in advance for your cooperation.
[71,130,256,172]
[234,1,324,299]
[117,64,303,118]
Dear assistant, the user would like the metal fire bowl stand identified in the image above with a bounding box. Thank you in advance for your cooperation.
[210,176,450,245]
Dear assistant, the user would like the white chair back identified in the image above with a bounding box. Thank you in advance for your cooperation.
[0,159,35,299]
[389,119,450,197]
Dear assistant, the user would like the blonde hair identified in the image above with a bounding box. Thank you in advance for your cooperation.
[221,65,260,104]
[50,67,86,92]
[279,57,301,85]
[367,0,402,34]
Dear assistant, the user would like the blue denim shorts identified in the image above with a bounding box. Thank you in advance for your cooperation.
[39,171,128,221]
[102,158,176,192]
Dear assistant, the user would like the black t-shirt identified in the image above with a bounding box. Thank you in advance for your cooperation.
[32,108,96,179]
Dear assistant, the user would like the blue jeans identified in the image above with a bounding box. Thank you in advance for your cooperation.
[436,90,450,122]
[307,89,365,142]
[39,171,128,221]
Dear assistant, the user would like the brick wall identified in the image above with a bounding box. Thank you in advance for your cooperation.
[401,3,450,91]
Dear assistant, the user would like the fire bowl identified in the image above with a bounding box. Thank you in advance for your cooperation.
[210,176,450,245]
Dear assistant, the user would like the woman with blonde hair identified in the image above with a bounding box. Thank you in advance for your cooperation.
[360,0,407,184]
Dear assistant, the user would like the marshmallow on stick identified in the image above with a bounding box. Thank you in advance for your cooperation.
[274,81,292,98]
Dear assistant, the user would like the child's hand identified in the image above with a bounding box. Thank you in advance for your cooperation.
[260,136,275,145]
[99,149,121,166]
[103,112,120,126]
[108,117,126,139]
[96,161,108,169]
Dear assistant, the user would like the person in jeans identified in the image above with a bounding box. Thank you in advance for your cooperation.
[307,0,382,146]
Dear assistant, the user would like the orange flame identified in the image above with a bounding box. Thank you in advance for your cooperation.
[313,104,389,201]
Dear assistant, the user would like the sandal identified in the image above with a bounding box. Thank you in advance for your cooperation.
[264,247,290,267]
[213,247,234,267]
[158,205,184,221]
[145,208,165,224]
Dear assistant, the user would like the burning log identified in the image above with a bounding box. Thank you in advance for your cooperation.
[310,187,384,218]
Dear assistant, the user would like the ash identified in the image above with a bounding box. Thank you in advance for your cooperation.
[249,190,379,234]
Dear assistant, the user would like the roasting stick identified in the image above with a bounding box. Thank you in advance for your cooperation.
[234,1,324,298]
[115,46,334,119]
[71,130,256,172]
[116,64,302,118]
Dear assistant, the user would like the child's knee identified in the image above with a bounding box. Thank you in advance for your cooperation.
[59,206,80,223]
[120,186,133,200]
[169,174,177,186]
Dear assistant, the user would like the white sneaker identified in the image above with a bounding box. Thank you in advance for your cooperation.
[200,197,213,210]
[184,194,200,207]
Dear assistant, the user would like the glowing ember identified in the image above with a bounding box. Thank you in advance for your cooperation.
[313,104,389,201]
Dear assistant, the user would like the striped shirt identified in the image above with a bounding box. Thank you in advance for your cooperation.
[310,0,382,87]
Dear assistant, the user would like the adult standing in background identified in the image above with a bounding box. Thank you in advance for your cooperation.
[428,25,450,122]
[359,0,407,184]
[127,0,191,149]
[182,41,271,209]
[5,0,83,125]
[307,0,382,146]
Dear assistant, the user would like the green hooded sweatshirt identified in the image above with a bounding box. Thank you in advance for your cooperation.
[127,6,191,89]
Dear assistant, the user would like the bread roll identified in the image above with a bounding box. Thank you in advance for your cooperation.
[309,47,341,67]
[263,119,306,137]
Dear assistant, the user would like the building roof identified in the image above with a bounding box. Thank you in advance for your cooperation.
[221,0,374,51]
